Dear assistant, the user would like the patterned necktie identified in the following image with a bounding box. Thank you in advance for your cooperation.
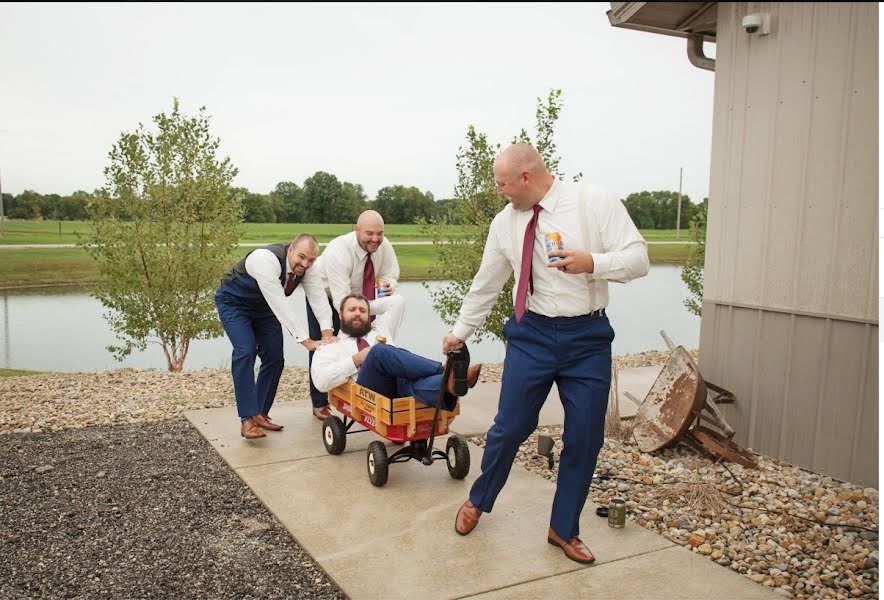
[362,254,376,300]
[514,204,542,322]
[356,337,369,351]
[284,272,298,297]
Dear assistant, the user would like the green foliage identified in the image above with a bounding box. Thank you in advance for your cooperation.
[680,198,707,316]
[272,181,304,222]
[83,99,243,371]
[375,185,435,224]
[237,188,277,223]
[622,190,697,230]
[420,89,578,343]
[300,171,365,224]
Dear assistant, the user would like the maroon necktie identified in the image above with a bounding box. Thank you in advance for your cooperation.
[514,204,542,322]
[362,255,377,323]
[362,255,376,300]
[284,272,298,297]
[356,337,369,351]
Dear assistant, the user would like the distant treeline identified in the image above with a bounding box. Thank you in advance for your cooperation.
[2,174,704,229]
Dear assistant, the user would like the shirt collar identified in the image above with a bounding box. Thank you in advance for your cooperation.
[352,232,369,262]
[537,178,562,214]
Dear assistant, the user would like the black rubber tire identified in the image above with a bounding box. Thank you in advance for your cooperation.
[446,435,470,480]
[322,416,346,455]
[367,441,389,487]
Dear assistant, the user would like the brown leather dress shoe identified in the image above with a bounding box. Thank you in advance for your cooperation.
[455,499,482,535]
[253,413,283,431]
[312,405,332,421]
[547,527,596,564]
[240,418,266,439]
[446,364,483,396]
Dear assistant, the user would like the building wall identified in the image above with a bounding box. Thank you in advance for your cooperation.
[700,2,878,484]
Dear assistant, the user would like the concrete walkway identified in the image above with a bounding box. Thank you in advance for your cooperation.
[185,368,777,600]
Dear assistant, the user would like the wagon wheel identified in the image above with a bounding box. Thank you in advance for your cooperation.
[446,435,470,480]
[322,416,346,455]
[367,441,389,487]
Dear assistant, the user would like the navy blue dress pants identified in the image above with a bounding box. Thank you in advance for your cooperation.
[215,290,285,420]
[468,311,614,541]
[356,344,453,410]
[307,297,340,408]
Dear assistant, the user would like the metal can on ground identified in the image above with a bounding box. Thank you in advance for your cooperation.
[376,278,387,298]
[608,498,626,528]
[544,232,563,262]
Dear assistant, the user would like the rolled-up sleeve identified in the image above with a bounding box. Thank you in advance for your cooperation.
[589,191,650,283]
[452,216,513,341]
[245,250,310,342]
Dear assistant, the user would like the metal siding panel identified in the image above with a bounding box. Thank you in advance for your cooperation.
[779,316,827,467]
[704,2,737,302]
[751,312,792,457]
[732,5,780,307]
[850,327,877,485]
[720,306,761,449]
[761,3,815,310]
[700,303,752,436]
[812,320,866,478]
[793,4,854,315]
[830,3,878,320]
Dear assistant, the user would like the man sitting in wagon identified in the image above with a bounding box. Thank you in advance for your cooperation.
[311,293,482,409]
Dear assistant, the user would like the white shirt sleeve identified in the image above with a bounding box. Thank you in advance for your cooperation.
[589,190,650,282]
[301,265,333,331]
[451,214,514,341]
[244,249,309,343]
[310,341,358,393]
[323,238,355,317]
[377,238,400,289]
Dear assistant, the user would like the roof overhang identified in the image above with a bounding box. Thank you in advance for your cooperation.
[607,2,718,42]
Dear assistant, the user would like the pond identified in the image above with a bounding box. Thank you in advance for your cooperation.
[0,266,698,372]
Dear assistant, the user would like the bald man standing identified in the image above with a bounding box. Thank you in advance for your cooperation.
[306,210,406,419]
[442,144,649,563]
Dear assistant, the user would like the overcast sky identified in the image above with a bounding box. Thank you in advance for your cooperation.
[0,3,715,203]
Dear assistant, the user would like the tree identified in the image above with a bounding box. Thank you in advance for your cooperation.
[375,185,435,224]
[83,99,242,371]
[681,198,707,316]
[272,181,304,222]
[420,89,578,342]
[338,181,367,222]
[623,190,696,229]
[301,171,343,223]
[238,188,276,223]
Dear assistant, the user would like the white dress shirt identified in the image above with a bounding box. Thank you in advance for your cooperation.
[318,231,401,315]
[244,249,334,343]
[310,320,395,393]
[452,179,650,341]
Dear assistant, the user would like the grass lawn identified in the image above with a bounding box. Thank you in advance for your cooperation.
[0,220,694,245]
[0,368,44,377]
[0,244,690,289]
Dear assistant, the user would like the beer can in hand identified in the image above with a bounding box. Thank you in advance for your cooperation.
[376,278,387,298]
[544,232,563,263]
[375,336,387,344]
[608,498,626,528]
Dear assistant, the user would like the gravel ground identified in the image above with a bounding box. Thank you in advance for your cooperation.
[0,419,346,600]
[1,350,877,600]
[482,427,879,600]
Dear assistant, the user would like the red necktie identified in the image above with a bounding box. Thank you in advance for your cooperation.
[284,272,297,296]
[362,255,376,300]
[514,204,542,322]
[356,337,369,351]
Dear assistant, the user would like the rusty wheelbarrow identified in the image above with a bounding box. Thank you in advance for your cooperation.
[630,331,756,468]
